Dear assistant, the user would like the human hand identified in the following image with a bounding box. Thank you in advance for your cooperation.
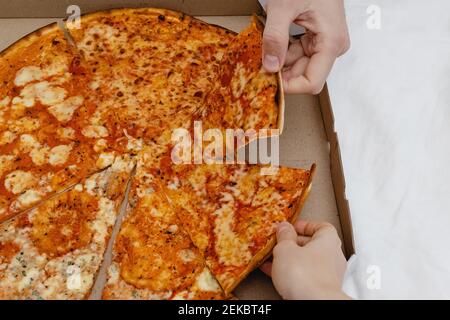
[262,0,350,94]
[260,220,350,300]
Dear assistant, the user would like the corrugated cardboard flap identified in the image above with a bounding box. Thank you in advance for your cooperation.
[319,84,355,257]
[0,0,264,18]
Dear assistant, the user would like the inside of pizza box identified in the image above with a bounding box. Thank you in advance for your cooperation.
[0,0,354,300]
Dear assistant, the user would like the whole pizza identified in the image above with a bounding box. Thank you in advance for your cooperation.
[0,8,315,300]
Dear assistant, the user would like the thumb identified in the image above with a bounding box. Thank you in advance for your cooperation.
[262,3,296,72]
[276,221,297,243]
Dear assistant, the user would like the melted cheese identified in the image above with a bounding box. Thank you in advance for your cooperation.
[81,125,109,138]
[0,96,11,107]
[14,66,43,86]
[4,170,37,194]
[177,248,195,263]
[30,146,50,166]
[16,189,41,207]
[48,145,72,166]
[96,152,115,169]
[231,62,248,98]
[195,268,221,292]
[91,197,116,243]
[48,96,84,122]
[44,59,68,78]
[57,127,76,140]
[0,131,16,146]
[213,195,251,266]
[93,139,108,152]
[12,96,34,108]
[0,155,15,177]
[20,81,67,106]
[111,155,134,172]
[10,117,41,133]
[19,134,40,152]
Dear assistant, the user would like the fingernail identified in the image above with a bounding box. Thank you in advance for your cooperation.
[277,221,290,233]
[264,54,280,72]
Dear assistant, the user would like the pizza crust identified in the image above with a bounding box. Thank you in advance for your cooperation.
[0,22,60,59]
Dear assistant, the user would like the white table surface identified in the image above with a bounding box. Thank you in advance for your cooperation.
[331,0,450,299]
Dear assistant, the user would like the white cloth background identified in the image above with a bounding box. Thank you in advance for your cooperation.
[328,0,450,299]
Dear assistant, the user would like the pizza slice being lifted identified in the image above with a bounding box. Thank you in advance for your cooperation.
[161,163,315,295]
[200,17,282,133]
[0,154,134,299]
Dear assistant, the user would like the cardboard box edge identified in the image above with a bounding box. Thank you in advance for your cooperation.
[0,0,264,18]
[318,84,355,258]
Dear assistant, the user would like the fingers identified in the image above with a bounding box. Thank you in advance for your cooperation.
[283,49,336,94]
[297,235,311,246]
[260,261,273,277]
[294,220,334,236]
[294,220,341,245]
[276,221,297,243]
[282,56,309,80]
[284,41,304,67]
[262,1,297,72]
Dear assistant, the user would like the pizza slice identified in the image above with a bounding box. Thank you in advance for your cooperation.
[160,163,315,295]
[200,17,281,133]
[102,159,225,300]
[66,8,235,148]
[0,154,135,299]
[0,23,134,222]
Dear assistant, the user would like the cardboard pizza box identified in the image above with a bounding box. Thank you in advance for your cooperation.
[0,0,354,300]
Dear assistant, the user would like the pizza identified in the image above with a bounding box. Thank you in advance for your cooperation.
[0,24,128,223]
[0,8,315,300]
[0,155,134,299]
[103,167,225,300]
[160,162,314,295]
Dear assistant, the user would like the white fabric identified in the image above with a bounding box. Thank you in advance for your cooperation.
[329,0,450,299]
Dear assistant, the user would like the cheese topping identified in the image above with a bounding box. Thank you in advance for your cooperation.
[81,125,109,138]
[0,96,11,107]
[195,268,221,292]
[48,96,84,122]
[19,134,39,152]
[0,155,15,177]
[48,145,72,166]
[14,66,43,87]
[57,127,76,140]
[91,197,116,243]
[213,195,251,266]
[4,170,37,194]
[9,117,41,133]
[30,146,50,166]
[16,189,41,207]
[177,248,196,263]
[93,139,108,152]
[19,81,67,106]
[96,152,115,169]
[0,131,16,146]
